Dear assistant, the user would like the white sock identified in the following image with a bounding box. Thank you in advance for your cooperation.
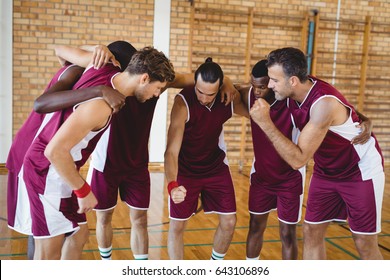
[246,256,260,260]
[133,254,148,260]
[99,246,112,260]
[211,249,226,260]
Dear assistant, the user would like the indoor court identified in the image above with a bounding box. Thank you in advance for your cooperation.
[1,163,389,260]
[1,0,389,263]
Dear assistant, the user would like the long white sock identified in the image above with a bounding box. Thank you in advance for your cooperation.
[211,249,226,260]
[99,246,112,260]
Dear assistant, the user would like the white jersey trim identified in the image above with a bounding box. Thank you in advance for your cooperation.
[177,93,190,123]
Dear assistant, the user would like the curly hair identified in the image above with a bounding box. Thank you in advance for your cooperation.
[124,46,175,83]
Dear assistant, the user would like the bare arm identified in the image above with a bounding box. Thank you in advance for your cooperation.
[35,45,125,113]
[163,73,238,106]
[34,85,125,114]
[249,97,341,169]
[163,73,194,91]
[55,44,120,69]
[44,99,112,213]
[220,76,238,105]
[34,66,84,113]
[234,85,250,118]
[55,45,93,68]
[164,95,188,204]
[351,110,373,144]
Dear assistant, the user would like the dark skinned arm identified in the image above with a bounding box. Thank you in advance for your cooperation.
[34,85,124,114]
[34,65,84,113]
[351,110,373,144]
[35,44,125,114]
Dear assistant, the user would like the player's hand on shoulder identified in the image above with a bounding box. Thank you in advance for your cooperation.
[220,77,236,105]
[92,45,120,69]
[101,86,126,113]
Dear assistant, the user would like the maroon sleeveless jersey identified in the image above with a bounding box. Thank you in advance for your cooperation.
[6,64,77,173]
[288,76,383,181]
[178,86,232,177]
[249,88,302,185]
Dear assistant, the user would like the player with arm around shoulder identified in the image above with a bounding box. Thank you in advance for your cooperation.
[164,57,247,260]
[250,47,384,260]
[21,46,175,259]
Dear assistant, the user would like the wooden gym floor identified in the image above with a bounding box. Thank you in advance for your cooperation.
[0,163,389,260]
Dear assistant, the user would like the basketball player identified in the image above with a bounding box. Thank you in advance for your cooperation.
[6,41,133,259]
[20,46,175,259]
[45,44,238,260]
[34,41,134,114]
[250,47,384,260]
[238,59,373,260]
[6,63,84,260]
[164,58,249,260]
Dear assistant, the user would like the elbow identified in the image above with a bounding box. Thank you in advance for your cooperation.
[54,45,63,58]
[33,99,44,113]
[44,145,55,162]
[44,144,62,164]
[163,150,170,163]
[164,150,177,165]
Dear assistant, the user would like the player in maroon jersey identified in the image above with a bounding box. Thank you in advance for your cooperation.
[239,59,372,260]
[20,46,175,259]
[250,47,384,260]
[164,58,248,260]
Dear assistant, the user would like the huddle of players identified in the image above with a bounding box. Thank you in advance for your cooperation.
[7,41,384,260]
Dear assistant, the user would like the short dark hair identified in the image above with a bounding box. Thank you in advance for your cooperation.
[266,47,308,82]
[125,46,175,83]
[107,40,137,71]
[251,59,268,78]
[194,57,224,87]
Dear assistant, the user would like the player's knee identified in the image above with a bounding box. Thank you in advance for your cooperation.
[220,215,236,231]
[169,220,186,235]
[352,234,376,253]
[249,215,267,232]
[280,228,296,245]
[96,210,114,226]
[77,225,90,245]
[131,211,148,228]
[302,223,315,240]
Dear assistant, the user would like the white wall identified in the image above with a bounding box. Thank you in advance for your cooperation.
[0,1,13,163]
[149,0,171,162]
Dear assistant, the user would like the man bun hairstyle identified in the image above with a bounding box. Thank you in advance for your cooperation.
[194,57,224,87]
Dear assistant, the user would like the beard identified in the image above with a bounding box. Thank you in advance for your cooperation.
[274,91,286,101]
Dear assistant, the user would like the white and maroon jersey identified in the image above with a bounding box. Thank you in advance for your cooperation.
[288,76,384,181]
[12,65,119,235]
[23,64,120,191]
[6,64,78,174]
[177,86,233,178]
[249,87,303,185]
[90,96,158,178]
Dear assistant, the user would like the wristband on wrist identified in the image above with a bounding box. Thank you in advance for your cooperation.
[167,181,179,195]
[74,181,91,198]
